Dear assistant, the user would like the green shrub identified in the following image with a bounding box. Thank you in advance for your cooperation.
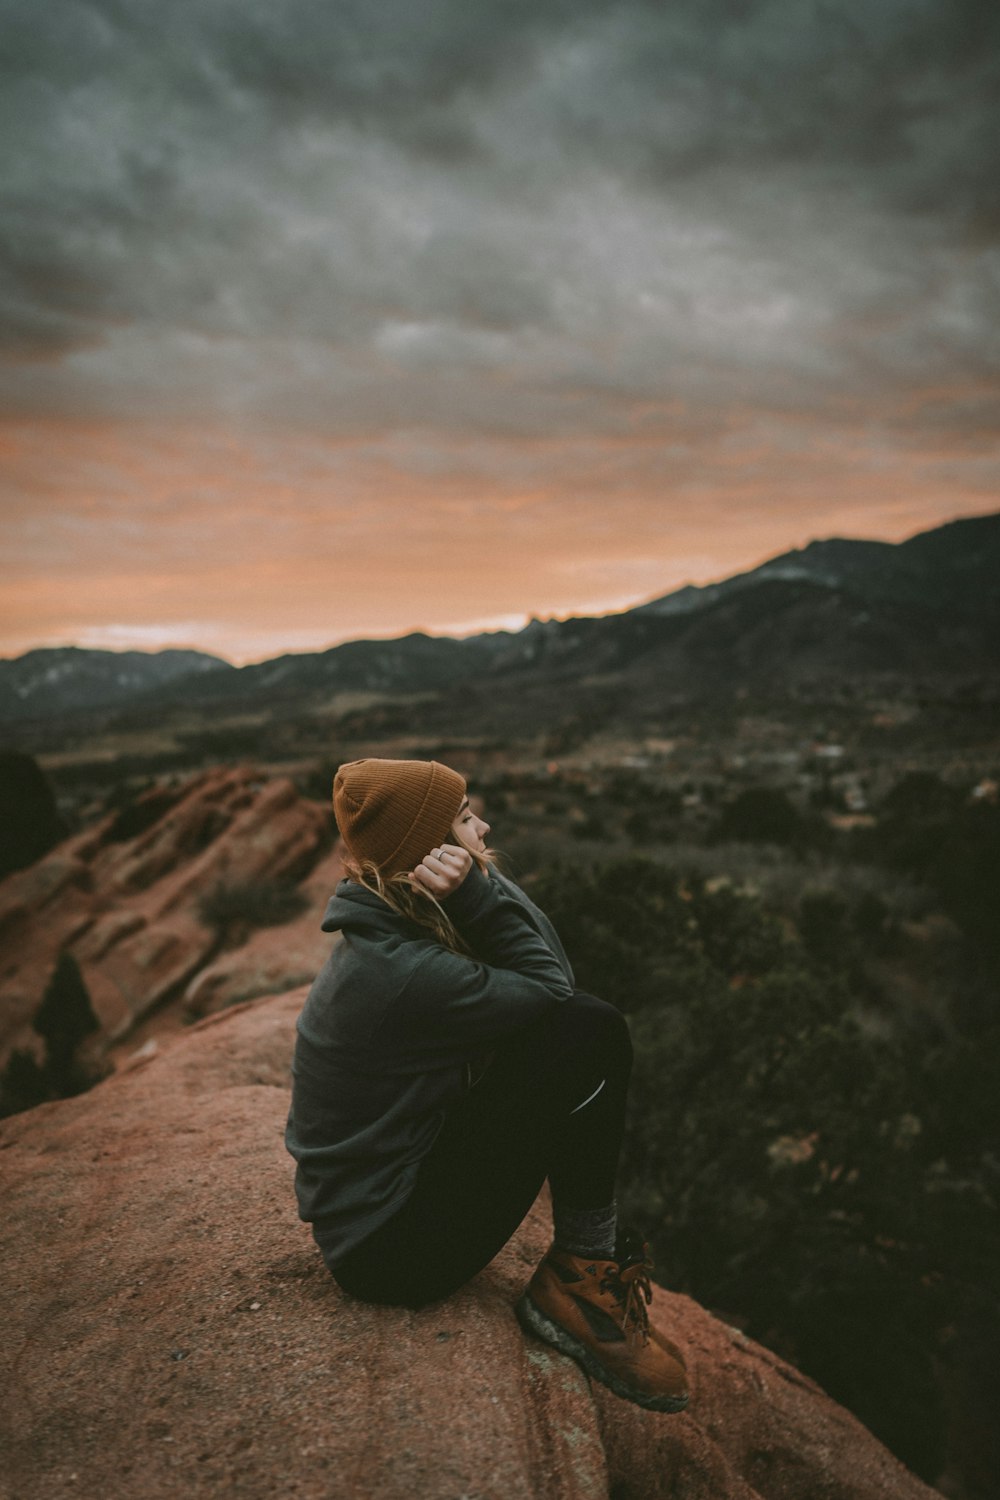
[1,952,104,1118]
[197,877,309,933]
[715,786,803,845]
[33,951,100,1096]
[529,852,1000,1483]
[0,1048,49,1118]
[0,750,68,878]
[864,774,1000,964]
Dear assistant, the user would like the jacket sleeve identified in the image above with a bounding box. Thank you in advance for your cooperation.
[388,866,574,1058]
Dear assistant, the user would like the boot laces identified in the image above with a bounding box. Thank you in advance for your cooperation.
[619,1261,653,1344]
[599,1248,654,1345]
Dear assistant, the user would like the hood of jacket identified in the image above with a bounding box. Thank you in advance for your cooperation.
[320,878,399,937]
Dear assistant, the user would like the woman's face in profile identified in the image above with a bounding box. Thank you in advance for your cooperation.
[453,796,490,854]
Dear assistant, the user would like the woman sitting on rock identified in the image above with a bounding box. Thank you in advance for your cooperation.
[285,756,689,1413]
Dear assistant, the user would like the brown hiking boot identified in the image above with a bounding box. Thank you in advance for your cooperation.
[515,1236,689,1413]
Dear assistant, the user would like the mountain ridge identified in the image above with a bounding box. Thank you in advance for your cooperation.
[3,511,997,724]
[636,511,1000,617]
[0,646,232,722]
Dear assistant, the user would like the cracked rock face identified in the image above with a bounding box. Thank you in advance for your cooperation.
[2,988,936,1500]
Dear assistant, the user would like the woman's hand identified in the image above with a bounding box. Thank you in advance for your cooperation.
[410,842,473,898]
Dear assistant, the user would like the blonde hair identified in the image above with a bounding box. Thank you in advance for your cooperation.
[345,824,495,955]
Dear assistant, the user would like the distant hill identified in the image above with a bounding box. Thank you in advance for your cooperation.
[636,512,1000,618]
[0,647,231,722]
[152,631,503,710]
[2,513,998,731]
[466,575,1000,734]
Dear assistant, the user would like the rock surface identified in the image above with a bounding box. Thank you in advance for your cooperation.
[0,766,340,1075]
[2,988,938,1500]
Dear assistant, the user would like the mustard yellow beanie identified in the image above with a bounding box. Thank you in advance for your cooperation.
[333,758,466,877]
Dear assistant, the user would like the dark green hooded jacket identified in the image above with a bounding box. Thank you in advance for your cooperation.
[285,864,575,1263]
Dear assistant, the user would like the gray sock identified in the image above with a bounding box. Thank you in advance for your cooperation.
[552,1199,618,1260]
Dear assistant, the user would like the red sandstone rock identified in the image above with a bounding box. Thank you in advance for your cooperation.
[182,843,343,1018]
[0,767,336,1072]
[0,989,938,1500]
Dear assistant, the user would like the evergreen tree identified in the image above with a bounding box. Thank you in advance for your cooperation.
[32,952,99,1096]
[0,750,68,878]
[0,1048,50,1118]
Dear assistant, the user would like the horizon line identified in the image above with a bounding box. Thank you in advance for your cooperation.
[4,505,994,668]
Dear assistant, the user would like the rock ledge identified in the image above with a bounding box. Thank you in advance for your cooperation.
[2,989,937,1500]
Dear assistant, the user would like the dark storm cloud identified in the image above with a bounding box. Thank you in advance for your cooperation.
[1,0,998,437]
[591,1,1000,220]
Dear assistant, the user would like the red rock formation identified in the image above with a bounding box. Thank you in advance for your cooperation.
[0,767,338,1075]
[0,989,938,1500]
[181,836,345,1020]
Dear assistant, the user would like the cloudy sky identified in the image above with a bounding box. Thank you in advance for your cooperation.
[2,0,998,663]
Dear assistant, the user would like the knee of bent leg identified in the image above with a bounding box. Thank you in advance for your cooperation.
[564,990,633,1073]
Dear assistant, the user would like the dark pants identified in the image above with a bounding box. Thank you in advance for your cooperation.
[330,991,633,1308]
